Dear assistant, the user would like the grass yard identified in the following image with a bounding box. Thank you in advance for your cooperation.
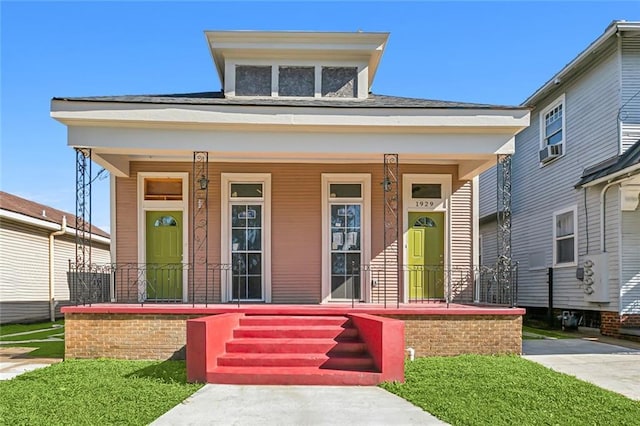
[522,325,576,339]
[381,355,640,426]
[0,359,203,425]
[0,320,65,358]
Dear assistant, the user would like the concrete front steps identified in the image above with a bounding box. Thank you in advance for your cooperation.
[207,315,381,385]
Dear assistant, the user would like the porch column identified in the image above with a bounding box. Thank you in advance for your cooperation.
[191,151,209,305]
[496,154,514,306]
[383,153,400,308]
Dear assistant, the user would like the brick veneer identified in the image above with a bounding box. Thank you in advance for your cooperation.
[384,314,522,356]
[65,313,201,360]
[65,312,523,360]
[601,312,640,342]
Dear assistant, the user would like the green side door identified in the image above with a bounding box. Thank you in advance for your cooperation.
[408,211,444,299]
[146,211,183,300]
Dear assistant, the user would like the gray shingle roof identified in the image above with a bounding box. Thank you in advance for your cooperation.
[576,139,640,187]
[52,92,523,110]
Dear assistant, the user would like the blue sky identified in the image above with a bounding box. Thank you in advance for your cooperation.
[1,1,639,233]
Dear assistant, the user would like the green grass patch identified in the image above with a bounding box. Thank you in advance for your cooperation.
[0,320,64,336]
[381,355,640,426]
[0,320,65,358]
[0,359,203,425]
[522,325,575,339]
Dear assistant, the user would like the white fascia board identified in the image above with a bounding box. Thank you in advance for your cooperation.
[0,209,111,244]
[51,101,530,131]
[67,126,518,158]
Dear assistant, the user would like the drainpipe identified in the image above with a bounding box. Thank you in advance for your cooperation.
[600,182,619,252]
[49,216,67,322]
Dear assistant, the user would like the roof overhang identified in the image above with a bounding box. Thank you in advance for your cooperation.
[576,163,640,188]
[523,20,640,106]
[51,99,529,181]
[205,30,389,91]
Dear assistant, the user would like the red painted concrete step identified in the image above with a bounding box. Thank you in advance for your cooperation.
[226,338,367,354]
[217,352,375,370]
[207,366,382,386]
[240,315,351,327]
[208,314,379,385]
[234,325,358,339]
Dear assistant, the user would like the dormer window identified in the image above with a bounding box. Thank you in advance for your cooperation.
[233,64,360,99]
[235,66,271,96]
[322,67,357,98]
[278,66,314,97]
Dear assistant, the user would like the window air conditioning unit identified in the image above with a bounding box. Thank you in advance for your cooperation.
[539,144,563,163]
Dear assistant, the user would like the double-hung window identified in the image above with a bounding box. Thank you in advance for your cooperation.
[539,94,566,164]
[553,206,577,266]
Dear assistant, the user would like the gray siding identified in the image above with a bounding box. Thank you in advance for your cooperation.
[479,221,498,267]
[621,36,640,127]
[0,218,110,324]
[504,38,621,310]
[621,123,640,154]
[621,207,640,315]
[479,165,497,218]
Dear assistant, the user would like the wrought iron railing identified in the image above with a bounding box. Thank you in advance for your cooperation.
[68,261,518,307]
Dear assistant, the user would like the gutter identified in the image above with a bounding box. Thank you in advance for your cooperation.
[49,217,67,322]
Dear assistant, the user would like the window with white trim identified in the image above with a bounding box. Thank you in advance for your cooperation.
[553,206,577,266]
[539,94,566,164]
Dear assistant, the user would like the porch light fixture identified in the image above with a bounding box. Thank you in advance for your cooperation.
[198,175,209,190]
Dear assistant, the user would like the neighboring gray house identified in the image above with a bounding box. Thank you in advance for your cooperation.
[0,192,111,324]
[480,21,640,338]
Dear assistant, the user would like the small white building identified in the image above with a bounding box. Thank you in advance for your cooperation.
[0,191,110,324]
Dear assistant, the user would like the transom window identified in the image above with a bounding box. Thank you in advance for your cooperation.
[553,206,577,266]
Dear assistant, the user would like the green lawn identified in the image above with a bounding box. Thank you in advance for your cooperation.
[0,320,65,358]
[381,355,640,426]
[0,359,203,425]
[522,325,576,339]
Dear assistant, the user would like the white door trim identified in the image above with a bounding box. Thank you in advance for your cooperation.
[137,172,189,302]
[221,173,272,303]
[321,173,371,303]
[402,174,451,303]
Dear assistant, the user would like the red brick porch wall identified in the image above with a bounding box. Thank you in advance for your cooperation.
[384,314,522,357]
[65,312,522,360]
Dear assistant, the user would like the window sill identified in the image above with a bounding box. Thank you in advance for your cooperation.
[552,262,577,269]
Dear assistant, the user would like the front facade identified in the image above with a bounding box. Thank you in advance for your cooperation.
[0,192,110,324]
[52,31,529,307]
[479,21,640,337]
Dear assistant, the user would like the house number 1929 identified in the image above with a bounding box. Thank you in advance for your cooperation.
[414,200,436,208]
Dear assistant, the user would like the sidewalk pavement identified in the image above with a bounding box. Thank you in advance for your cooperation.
[151,384,449,426]
[0,347,62,381]
[522,336,640,400]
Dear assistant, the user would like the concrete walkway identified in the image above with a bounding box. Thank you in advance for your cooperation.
[0,347,61,381]
[151,384,448,426]
[523,338,640,400]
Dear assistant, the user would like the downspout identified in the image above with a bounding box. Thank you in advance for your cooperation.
[49,216,67,322]
[600,182,619,253]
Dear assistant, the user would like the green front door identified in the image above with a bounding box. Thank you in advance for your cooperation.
[408,211,444,299]
[146,211,183,300]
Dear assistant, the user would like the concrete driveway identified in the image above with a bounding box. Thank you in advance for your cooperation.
[523,338,640,400]
[0,347,61,381]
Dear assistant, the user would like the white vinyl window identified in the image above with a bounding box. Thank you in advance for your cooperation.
[553,206,577,266]
[539,94,566,164]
